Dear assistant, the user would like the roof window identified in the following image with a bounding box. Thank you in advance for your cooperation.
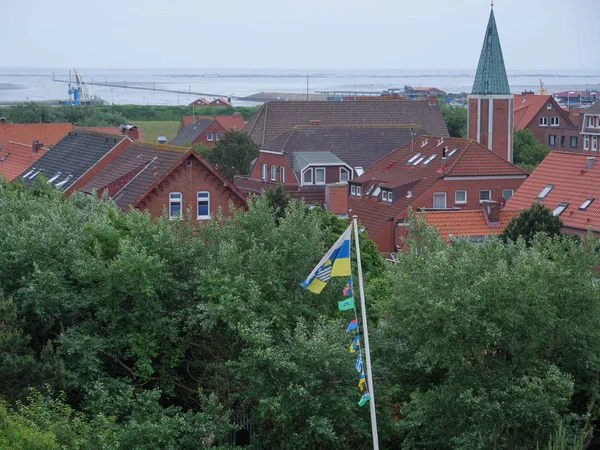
[29,170,41,179]
[447,148,458,157]
[553,203,568,216]
[355,166,364,176]
[537,184,554,199]
[365,184,375,196]
[407,153,421,164]
[422,154,438,166]
[0,153,9,162]
[55,174,73,188]
[412,157,425,166]
[580,198,594,210]
[372,186,381,197]
[23,168,36,178]
[47,172,62,184]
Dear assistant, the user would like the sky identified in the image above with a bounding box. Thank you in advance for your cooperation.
[1,0,598,71]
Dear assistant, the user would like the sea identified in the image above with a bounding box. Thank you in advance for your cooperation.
[0,67,598,106]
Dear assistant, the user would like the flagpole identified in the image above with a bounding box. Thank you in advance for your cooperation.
[352,216,379,450]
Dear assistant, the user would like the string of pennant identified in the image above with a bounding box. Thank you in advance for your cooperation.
[341,278,370,407]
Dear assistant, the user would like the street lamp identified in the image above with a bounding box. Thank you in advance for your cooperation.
[567,91,576,111]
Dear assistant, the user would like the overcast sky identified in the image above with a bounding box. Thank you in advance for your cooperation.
[2,0,598,71]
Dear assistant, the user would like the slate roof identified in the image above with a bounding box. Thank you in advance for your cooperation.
[0,141,49,182]
[169,118,213,146]
[348,136,527,242]
[506,151,600,233]
[0,123,73,148]
[243,100,448,146]
[471,8,511,95]
[18,130,128,190]
[513,95,574,129]
[261,124,427,180]
[420,209,521,241]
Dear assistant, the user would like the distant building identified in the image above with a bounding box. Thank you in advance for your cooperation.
[348,136,528,254]
[506,151,600,238]
[513,94,580,151]
[0,122,74,149]
[467,7,513,162]
[170,113,245,147]
[189,98,210,106]
[554,90,599,108]
[243,99,449,146]
[209,98,232,107]
[79,124,143,141]
[581,101,600,153]
[80,142,247,220]
[0,141,50,182]
[234,124,426,206]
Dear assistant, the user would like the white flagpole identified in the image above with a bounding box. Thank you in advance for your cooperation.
[352,216,379,450]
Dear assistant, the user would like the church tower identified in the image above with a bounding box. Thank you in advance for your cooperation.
[468,6,514,162]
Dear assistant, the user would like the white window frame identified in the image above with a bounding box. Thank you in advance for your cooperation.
[207,132,214,142]
[314,167,325,185]
[546,103,552,110]
[280,167,285,183]
[570,136,578,148]
[262,163,268,181]
[584,136,590,150]
[302,168,313,185]
[502,189,514,201]
[271,165,277,181]
[356,185,362,196]
[169,192,183,220]
[382,190,388,202]
[550,117,560,127]
[539,117,548,127]
[588,116,594,127]
[479,190,492,202]
[593,136,598,152]
[351,185,356,196]
[216,132,222,141]
[433,192,447,209]
[340,167,350,183]
[197,191,210,220]
[455,190,467,204]
[549,135,557,147]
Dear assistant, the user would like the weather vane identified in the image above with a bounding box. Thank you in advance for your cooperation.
[491,0,494,6]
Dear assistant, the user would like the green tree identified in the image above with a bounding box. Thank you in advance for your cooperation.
[264,183,291,222]
[514,129,550,170]
[206,130,259,181]
[440,102,467,138]
[501,202,563,246]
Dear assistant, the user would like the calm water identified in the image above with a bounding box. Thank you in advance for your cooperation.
[0,68,598,106]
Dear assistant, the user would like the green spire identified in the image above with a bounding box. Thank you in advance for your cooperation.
[471,8,510,95]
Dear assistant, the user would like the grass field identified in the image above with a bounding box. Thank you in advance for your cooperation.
[137,121,180,143]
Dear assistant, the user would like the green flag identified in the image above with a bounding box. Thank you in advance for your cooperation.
[338,297,355,311]
[358,391,370,407]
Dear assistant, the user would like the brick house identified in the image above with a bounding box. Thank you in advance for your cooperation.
[513,94,580,151]
[171,114,245,147]
[348,136,528,254]
[209,98,232,107]
[189,98,210,106]
[17,130,133,194]
[234,124,426,206]
[0,122,73,148]
[506,151,600,238]
[0,141,50,182]
[80,142,247,220]
[580,101,600,153]
[243,99,449,146]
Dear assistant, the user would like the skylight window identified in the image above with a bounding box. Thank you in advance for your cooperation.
[355,166,364,176]
[580,198,594,210]
[447,149,458,157]
[55,174,73,188]
[422,154,438,166]
[372,186,381,197]
[47,172,62,184]
[553,203,568,216]
[23,168,35,178]
[537,185,554,199]
[412,157,425,166]
[29,170,41,179]
[0,153,9,162]
[407,153,421,164]
[365,184,375,196]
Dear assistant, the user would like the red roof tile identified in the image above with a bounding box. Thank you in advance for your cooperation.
[0,141,49,182]
[0,123,73,148]
[179,114,245,133]
[420,209,521,241]
[513,95,574,129]
[506,151,600,232]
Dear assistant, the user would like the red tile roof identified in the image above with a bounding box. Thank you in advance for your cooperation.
[179,114,245,133]
[0,123,74,148]
[79,126,143,141]
[506,151,600,232]
[513,95,574,129]
[349,136,527,243]
[0,141,49,182]
[420,209,521,241]
[189,98,210,106]
[210,98,232,107]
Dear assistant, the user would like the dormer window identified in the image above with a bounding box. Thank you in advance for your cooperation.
[381,190,393,203]
[302,168,313,185]
[340,167,350,183]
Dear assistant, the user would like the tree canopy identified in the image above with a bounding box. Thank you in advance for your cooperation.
[440,102,467,138]
[502,202,563,246]
[513,129,550,172]
[206,130,259,181]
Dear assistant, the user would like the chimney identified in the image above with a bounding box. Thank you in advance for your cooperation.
[32,140,43,154]
[325,183,348,216]
[483,201,500,224]
[309,120,322,126]
[441,157,447,168]
[427,95,436,106]
[125,125,141,140]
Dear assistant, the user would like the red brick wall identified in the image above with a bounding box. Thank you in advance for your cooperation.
[194,122,227,147]
[525,104,581,151]
[468,99,478,141]
[491,99,510,161]
[249,152,295,186]
[137,155,247,220]
[65,138,133,196]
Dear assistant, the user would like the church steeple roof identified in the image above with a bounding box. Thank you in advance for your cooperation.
[471,8,511,95]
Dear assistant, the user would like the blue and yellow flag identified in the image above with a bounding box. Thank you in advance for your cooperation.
[300,225,351,294]
[358,372,366,391]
